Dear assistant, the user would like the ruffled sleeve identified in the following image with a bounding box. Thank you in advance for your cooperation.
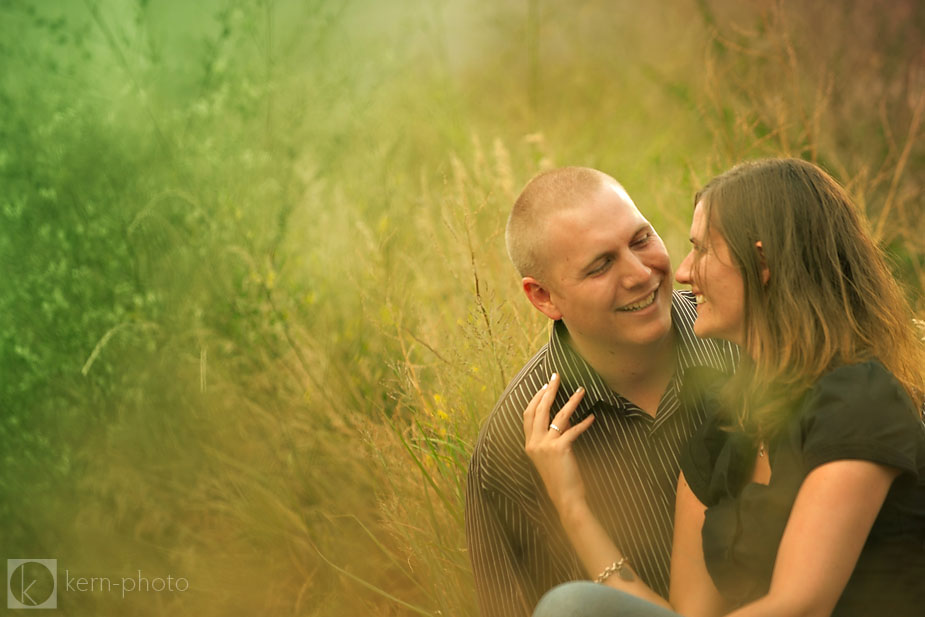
[800,361,923,478]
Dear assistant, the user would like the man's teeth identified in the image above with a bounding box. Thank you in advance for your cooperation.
[618,291,657,312]
[695,294,705,305]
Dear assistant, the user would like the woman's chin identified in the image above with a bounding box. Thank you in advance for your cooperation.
[694,322,742,348]
[692,321,712,341]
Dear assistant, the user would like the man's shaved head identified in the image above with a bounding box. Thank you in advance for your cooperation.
[506,167,626,281]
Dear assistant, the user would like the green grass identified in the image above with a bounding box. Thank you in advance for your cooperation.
[1,0,922,615]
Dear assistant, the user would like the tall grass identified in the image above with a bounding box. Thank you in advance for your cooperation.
[1,0,922,615]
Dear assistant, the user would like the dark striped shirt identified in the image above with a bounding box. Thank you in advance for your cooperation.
[465,290,739,617]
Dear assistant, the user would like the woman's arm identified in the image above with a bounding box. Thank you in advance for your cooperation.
[670,472,728,617]
[726,460,899,617]
[522,374,673,610]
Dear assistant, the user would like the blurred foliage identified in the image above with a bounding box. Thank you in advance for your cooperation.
[0,0,922,615]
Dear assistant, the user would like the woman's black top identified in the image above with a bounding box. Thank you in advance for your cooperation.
[680,361,925,617]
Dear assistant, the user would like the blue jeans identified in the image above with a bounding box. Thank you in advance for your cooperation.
[533,582,682,617]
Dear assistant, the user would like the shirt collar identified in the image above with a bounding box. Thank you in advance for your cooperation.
[542,289,727,414]
[546,319,625,411]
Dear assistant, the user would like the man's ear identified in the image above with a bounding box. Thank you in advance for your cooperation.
[522,277,563,321]
[755,241,770,285]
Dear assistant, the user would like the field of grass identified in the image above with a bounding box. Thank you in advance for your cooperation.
[1,0,922,615]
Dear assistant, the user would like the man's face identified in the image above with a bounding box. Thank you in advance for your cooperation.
[538,182,674,352]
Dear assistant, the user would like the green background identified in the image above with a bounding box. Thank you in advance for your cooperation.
[2,0,923,615]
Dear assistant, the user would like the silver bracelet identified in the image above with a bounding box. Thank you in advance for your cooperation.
[593,556,632,584]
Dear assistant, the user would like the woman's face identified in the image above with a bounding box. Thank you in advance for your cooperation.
[675,201,747,346]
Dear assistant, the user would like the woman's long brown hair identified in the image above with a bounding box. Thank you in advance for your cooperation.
[695,158,925,437]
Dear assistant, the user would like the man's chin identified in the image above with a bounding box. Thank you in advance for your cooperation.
[616,314,673,347]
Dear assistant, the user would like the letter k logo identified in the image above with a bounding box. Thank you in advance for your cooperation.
[7,559,57,609]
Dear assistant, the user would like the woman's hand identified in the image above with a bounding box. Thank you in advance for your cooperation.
[522,375,675,611]
[523,373,595,515]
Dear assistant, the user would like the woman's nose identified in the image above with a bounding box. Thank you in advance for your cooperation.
[675,251,693,285]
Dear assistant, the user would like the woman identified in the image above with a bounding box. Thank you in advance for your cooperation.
[524,158,925,617]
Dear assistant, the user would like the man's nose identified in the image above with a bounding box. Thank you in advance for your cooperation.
[621,253,652,287]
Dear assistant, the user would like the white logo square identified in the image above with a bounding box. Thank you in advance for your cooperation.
[7,559,57,609]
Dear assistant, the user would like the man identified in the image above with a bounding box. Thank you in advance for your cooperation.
[465,167,738,617]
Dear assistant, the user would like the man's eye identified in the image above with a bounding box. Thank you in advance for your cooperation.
[588,258,611,275]
[632,232,652,247]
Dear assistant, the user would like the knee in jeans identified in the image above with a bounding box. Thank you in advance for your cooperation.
[533,581,601,617]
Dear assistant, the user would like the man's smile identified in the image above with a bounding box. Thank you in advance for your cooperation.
[616,289,658,312]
